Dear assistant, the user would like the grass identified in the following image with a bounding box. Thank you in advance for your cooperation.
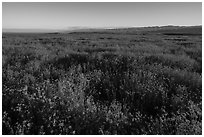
[2,26,202,135]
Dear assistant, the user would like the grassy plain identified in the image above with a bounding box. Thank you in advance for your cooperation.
[2,26,202,134]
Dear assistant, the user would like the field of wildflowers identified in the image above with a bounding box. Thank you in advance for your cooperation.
[2,27,202,134]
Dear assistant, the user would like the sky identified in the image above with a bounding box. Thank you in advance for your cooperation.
[2,2,202,30]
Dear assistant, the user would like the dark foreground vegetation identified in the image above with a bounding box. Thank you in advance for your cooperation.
[2,26,202,134]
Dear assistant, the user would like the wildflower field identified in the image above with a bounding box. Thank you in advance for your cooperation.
[2,26,202,134]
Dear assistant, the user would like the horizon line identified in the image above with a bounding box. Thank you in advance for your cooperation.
[3,24,202,29]
[2,24,202,33]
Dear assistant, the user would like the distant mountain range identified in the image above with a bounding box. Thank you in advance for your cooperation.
[2,28,61,33]
[2,25,202,34]
[2,26,115,33]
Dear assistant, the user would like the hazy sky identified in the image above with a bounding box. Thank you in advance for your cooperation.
[2,2,202,29]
